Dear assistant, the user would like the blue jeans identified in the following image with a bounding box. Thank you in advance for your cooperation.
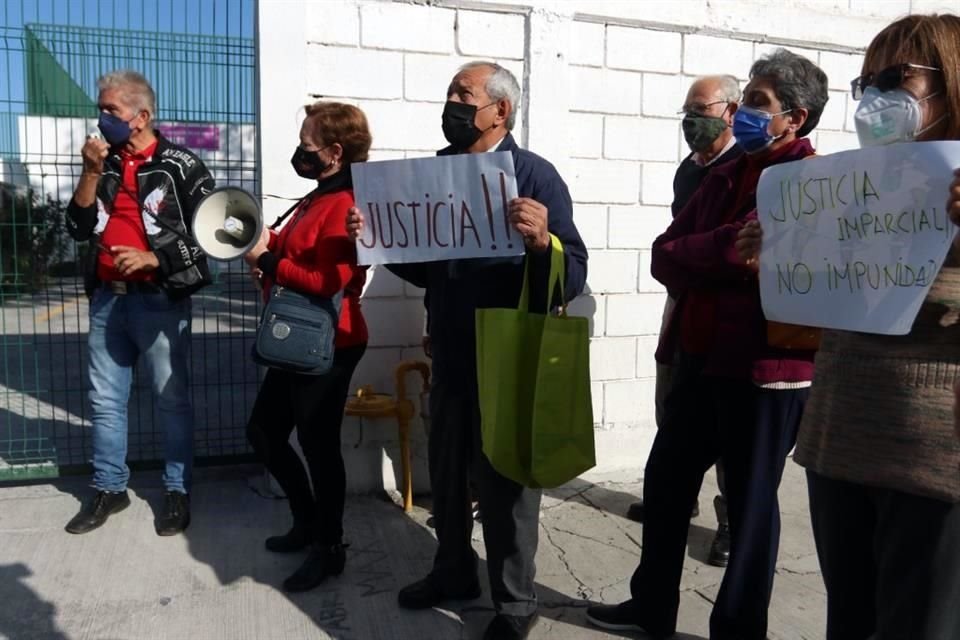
[87,286,194,493]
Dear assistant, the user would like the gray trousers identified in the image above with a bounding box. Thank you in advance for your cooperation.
[427,364,542,617]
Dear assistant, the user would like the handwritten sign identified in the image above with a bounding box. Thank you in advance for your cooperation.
[351,152,522,265]
[757,141,960,335]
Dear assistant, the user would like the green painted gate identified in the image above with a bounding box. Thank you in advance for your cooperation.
[0,0,261,481]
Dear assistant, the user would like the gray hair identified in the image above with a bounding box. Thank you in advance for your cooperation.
[713,74,742,103]
[749,48,828,137]
[458,61,521,130]
[97,70,157,119]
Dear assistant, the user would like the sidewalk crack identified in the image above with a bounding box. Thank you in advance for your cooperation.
[539,522,593,601]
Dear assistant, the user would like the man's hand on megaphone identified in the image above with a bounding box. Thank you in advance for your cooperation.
[81,136,109,177]
[111,246,159,276]
[346,207,365,241]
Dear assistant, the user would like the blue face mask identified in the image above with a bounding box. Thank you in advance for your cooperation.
[97,111,136,146]
[732,105,791,154]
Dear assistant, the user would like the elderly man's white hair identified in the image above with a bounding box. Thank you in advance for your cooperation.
[701,74,741,103]
[457,61,521,131]
[97,70,157,119]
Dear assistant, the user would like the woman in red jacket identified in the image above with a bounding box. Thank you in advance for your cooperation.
[243,101,370,593]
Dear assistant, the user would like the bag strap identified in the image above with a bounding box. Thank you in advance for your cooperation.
[548,234,566,315]
[518,234,566,313]
[269,188,318,231]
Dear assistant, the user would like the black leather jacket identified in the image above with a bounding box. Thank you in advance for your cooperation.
[66,133,215,300]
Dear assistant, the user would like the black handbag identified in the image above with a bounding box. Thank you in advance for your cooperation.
[252,286,343,374]
[251,189,343,375]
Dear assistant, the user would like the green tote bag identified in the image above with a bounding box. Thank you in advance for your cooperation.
[475,234,595,488]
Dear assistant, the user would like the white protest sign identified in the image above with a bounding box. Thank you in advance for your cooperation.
[351,152,522,265]
[757,141,960,335]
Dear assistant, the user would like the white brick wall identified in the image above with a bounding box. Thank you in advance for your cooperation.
[260,0,899,483]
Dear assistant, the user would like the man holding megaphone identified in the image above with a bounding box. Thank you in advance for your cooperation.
[64,70,215,537]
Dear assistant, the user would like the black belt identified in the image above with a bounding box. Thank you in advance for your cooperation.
[101,280,161,295]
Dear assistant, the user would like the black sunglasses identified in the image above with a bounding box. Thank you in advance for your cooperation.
[850,63,941,100]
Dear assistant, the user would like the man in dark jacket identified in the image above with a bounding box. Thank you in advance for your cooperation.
[64,70,214,537]
[348,61,587,640]
[626,75,743,570]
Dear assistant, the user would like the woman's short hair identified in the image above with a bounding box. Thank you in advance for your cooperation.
[863,13,960,140]
[749,49,829,138]
[304,102,373,164]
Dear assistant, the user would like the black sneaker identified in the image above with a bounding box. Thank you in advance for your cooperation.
[586,602,673,637]
[283,543,348,592]
[265,523,311,553]
[65,490,131,534]
[397,575,481,609]
[156,491,191,536]
[483,613,539,640]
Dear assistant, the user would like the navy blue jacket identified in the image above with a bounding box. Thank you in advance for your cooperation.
[388,133,588,375]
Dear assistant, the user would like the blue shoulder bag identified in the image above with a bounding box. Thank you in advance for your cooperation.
[252,191,344,375]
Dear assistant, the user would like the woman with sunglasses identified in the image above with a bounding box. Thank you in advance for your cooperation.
[738,14,960,639]
[243,101,371,593]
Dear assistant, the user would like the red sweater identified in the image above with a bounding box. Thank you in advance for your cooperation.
[263,189,368,348]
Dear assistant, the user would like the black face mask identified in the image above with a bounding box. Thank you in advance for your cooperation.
[681,112,729,153]
[441,101,495,150]
[290,146,330,180]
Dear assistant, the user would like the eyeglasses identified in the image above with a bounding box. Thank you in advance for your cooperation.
[850,63,941,100]
[678,100,729,116]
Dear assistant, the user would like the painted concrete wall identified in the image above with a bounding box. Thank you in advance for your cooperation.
[257,0,956,492]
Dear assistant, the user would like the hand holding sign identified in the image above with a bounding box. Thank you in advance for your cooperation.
[736,219,763,270]
[508,197,549,253]
[346,206,365,241]
[949,168,960,228]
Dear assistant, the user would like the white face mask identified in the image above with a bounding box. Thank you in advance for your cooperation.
[853,86,944,147]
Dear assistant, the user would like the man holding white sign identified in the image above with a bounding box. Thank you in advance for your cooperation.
[351,152,522,265]
[347,61,587,640]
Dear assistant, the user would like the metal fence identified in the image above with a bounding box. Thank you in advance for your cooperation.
[0,0,260,481]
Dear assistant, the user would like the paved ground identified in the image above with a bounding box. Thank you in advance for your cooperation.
[0,462,825,640]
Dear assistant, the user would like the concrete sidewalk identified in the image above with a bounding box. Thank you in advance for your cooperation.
[0,462,825,640]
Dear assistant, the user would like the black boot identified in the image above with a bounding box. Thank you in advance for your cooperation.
[156,491,191,536]
[65,490,131,534]
[708,494,731,567]
[283,542,348,592]
[265,522,311,553]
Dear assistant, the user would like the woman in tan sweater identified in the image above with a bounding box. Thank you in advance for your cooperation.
[739,14,960,640]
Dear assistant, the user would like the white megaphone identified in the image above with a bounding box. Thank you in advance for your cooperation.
[191,187,264,261]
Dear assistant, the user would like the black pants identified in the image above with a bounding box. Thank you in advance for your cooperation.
[629,356,807,639]
[427,360,541,617]
[246,344,365,545]
[807,470,960,640]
